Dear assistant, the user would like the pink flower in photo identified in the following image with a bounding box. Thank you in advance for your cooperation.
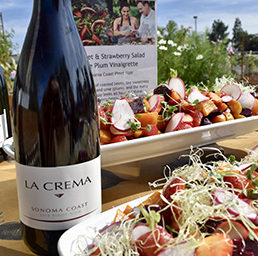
[226,46,234,54]
[10,70,16,80]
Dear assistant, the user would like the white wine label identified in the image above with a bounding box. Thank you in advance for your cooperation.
[15,156,101,230]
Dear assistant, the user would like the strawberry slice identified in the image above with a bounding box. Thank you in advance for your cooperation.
[213,220,249,241]
[176,122,192,131]
[163,177,185,202]
[190,110,203,127]
[223,174,249,195]
[134,225,173,256]
[99,106,110,130]
[110,135,127,143]
[182,113,193,124]
[142,124,159,136]
[195,233,233,256]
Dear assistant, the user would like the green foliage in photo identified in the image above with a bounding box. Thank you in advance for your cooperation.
[0,30,18,92]
[157,21,232,90]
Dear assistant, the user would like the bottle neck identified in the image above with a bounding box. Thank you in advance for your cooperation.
[28,0,75,45]
[32,0,71,13]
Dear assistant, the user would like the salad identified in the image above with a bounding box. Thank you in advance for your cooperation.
[75,147,258,255]
[99,77,258,145]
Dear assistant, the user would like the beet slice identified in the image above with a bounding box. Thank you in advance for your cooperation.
[129,97,145,114]
[153,84,171,100]
[240,108,252,117]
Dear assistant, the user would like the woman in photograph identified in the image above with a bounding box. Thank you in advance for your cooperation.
[113,2,139,44]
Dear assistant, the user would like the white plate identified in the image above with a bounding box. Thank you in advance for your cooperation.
[3,116,258,167]
[57,194,150,256]
[101,116,258,167]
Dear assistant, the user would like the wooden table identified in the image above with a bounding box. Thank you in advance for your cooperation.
[0,131,257,255]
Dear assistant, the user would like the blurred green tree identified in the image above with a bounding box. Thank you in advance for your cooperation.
[208,19,229,42]
[232,17,245,50]
[0,29,18,92]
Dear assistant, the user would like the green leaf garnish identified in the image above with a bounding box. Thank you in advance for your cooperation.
[105,111,113,117]
[102,100,113,107]
[229,155,236,164]
[168,105,178,112]
[169,68,177,78]
[248,189,258,200]
[246,164,258,180]
[146,93,152,100]
[140,207,160,230]
[128,119,141,131]
[253,179,258,187]
[193,99,200,106]
[146,125,151,132]
[249,230,255,241]
[161,101,178,121]
[166,225,179,234]
[100,117,108,125]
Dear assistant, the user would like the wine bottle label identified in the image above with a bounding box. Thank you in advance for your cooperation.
[15,156,101,230]
[0,109,8,146]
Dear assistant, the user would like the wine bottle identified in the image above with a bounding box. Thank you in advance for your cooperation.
[12,0,101,255]
[0,65,12,150]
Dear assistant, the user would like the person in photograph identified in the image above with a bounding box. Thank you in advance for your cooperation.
[137,1,155,43]
[113,2,139,44]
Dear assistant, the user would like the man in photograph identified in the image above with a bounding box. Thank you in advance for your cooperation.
[137,1,156,43]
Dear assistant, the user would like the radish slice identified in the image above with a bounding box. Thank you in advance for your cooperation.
[111,99,135,131]
[165,112,184,132]
[237,92,255,109]
[213,190,257,221]
[131,223,151,241]
[149,94,161,112]
[221,84,242,100]
[213,220,249,241]
[221,95,233,103]
[187,88,209,104]
[157,242,195,256]
[168,78,186,99]
[110,126,133,136]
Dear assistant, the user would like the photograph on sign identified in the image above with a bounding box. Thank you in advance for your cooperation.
[72,0,157,101]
